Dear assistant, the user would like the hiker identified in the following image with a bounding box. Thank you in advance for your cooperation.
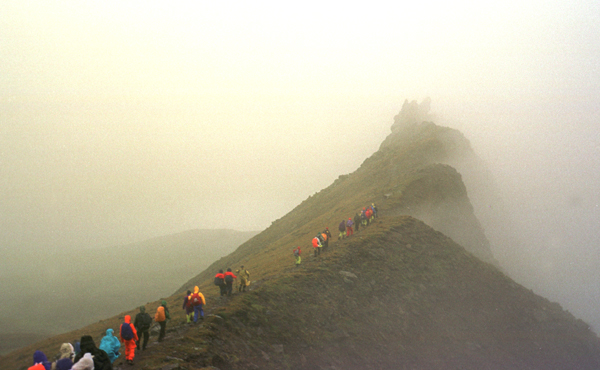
[58,343,75,361]
[99,328,121,363]
[354,212,361,232]
[225,268,237,296]
[346,218,354,236]
[338,219,346,240]
[312,235,321,257]
[215,269,227,296]
[293,246,301,266]
[71,353,94,370]
[53,358,73,370]
[321,230,329,250]
[74,335,113,370]
[324,227,332,244]
[120,315,139,365]
[32,351,51,370]
[372,203,378,218]
[189,286,206,322]
[134,306,152,350]
[155,303,168,342]
[236,265,250,292]
[73,341,81,357]
[366,207,373,225]
[50,343,75,370]
[182,290,194,323]
[361,208,368,227]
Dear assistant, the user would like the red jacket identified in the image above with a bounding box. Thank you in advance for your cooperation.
[225,271,237,279]
[312,237,319,248]
[215,273,225,279]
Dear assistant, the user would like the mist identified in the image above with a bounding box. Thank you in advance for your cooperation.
[2,0,600,337]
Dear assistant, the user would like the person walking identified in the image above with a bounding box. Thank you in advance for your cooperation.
[120,315,138,365]
[154,302,169,342]
[98,329,120,363]
[324,227,332,244]
[354,212,361,232]
[236,265,250,292]
[338,220,346,240]
[133,306,152,351]
[182,290,193,323]
[74,335,113,370]
[293,246,301,267]
[320,230,329,250]
[189,286,206,323]
[346,218,354,237]
[215,270,226,296]
[225,268,237,296]
[312,235,321,257]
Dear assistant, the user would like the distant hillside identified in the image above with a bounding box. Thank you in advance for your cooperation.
[0,228,257,355]
[4,102,599,369]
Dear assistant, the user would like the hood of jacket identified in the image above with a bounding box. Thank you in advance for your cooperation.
[33,350,48,364]
[194,286,199,294]
[124,315,132,324]
[55,358,73,370]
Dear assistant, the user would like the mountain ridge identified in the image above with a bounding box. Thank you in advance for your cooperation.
[4,102,599,369]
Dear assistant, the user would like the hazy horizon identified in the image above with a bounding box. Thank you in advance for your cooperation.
[2,0,600,334]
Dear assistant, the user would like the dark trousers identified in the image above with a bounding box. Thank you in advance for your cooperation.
[226,282,234,296]
[136,330,149,349]
[219,284,227,296]
[158,321,166,342]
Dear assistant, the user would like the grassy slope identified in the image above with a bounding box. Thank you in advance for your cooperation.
[5,121,598,369]
[0,229,257,355]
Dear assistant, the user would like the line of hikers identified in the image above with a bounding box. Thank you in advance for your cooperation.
[293,203,378,267]
[28,265,250,370]
[213,265,251,296]
[29,301,172,369]
[27,202,378,369]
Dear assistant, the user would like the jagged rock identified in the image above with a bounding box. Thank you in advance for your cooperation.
[260,350,270,361]
[164,356,184,362]
[339,271,358,279]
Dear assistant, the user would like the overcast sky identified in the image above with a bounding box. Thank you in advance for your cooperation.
[2,0,600,328]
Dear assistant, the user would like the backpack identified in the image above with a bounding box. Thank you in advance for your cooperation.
[191,293,202,306]
[293,248,300,257]
[214,276,224,286]
[140,313,152,331]
[225,274,233,283]
[121,323,134,340]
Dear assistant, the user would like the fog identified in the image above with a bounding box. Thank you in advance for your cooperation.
[2,0,600,333]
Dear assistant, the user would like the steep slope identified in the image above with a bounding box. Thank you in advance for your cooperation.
[5,103,599,369]
[0,229,257,355]
[168,216,600,369]
[178,103,495,295]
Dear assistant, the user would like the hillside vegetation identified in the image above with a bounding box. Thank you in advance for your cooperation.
[4,101,599,369]
[0,229,257,355]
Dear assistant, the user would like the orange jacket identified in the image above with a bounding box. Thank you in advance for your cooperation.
[155,306,166,322]
[120,315,139,342]
[312,237,319,248]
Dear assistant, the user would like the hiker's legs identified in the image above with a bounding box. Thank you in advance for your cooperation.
[140,330,149,350]
[125,339,136,361]
[158,321,166,342]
